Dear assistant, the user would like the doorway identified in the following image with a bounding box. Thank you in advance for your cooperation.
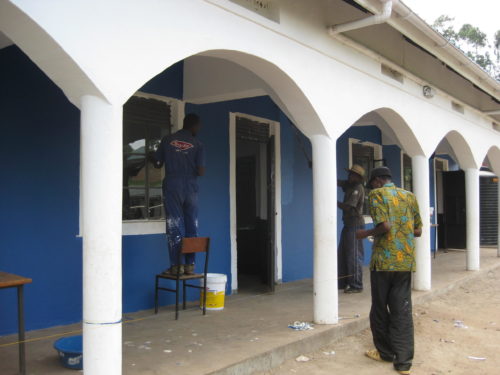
[442,170,466,249]
[229,113,281,294]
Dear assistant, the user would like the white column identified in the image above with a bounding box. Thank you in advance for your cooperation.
[498,179,500,257]
[411,155,431,291]
[311,134,338,324]
[81,95,123,375]
[465,168,480,270]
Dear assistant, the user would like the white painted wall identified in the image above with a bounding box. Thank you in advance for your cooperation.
[184,55,269,104]
[2,0,499,165]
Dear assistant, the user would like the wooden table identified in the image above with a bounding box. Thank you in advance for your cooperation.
[0,272,32,375]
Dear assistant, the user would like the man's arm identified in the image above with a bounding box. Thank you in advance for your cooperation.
[337,201,351,210]
[151,138,165,169]
[357,190,389,239]
[338,185,362,211]
[413,194,423,237]
[356,222,391,239]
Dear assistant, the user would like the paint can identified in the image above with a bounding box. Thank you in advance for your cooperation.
[200,273,227,311]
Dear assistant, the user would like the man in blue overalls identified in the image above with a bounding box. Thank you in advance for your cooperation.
[154,113,205,275]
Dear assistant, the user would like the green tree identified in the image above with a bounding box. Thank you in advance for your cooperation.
[432,15,499,80]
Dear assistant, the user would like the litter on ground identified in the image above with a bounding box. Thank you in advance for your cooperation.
[323,351,336,355]
[439,339,455,343]
[295,355,311,362]
[288,321,314,331]
[468,356,486,361]
[339,314,360,320]
[454,320,469,329]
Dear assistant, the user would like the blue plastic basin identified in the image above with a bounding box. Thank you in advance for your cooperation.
[53,335,83,370]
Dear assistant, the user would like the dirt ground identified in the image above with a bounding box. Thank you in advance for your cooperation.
[258,270,500,375]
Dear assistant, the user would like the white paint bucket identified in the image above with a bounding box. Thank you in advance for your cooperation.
[200,273,227,311]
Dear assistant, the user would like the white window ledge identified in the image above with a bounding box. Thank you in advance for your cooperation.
[123,220,166,236]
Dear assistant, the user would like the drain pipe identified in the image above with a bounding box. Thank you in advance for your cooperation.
[328,0,394,35]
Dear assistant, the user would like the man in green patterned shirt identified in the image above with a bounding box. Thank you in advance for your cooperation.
[356,166,422,375]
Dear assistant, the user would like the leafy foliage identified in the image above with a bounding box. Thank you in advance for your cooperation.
[432,15,499,80]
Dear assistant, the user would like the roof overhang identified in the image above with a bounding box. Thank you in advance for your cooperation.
[0,31,13,49]
[351,0,500,121]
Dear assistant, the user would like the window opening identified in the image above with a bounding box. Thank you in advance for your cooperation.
[351,142,384,215]
[403,153,413,192]
[122,95,172,220]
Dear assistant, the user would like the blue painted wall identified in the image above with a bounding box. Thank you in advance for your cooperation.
[184,96,314,286]
[139,61,183,99]
[0,46,314,334]
[0,46,82,335]
[121,62,184,313]
[1,45,437,335]
[383,145,402,187]
[280,113,314,282]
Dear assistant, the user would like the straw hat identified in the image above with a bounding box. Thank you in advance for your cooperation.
[346,164,366,178]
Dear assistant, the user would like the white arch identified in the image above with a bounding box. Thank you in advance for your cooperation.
[0,1,102,104]
[340,107,425,157]
[432,130,478,170]
[484,146,500,176]
[2,0,334,139]
[131,49,327,138]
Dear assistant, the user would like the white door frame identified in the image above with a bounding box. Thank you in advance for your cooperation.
[229,112,282,292]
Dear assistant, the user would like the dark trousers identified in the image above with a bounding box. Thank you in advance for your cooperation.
[163,188,198,266]
[370,270,414,372]
[338,224,364,289]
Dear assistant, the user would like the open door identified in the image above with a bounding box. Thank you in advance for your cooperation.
[443,170,466,249]
[266,135,276,292]
[234,115,278,293]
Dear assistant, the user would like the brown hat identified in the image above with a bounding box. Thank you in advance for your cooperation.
[346,164,365,178]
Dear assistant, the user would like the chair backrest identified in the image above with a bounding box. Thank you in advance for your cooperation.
[181,237,210,254]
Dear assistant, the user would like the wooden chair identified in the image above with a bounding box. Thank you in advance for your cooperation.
[154,237,210,320]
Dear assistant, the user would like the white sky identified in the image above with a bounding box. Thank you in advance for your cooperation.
[402,0,499,42]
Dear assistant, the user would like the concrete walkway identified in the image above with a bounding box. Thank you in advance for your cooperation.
[1,249,499,375]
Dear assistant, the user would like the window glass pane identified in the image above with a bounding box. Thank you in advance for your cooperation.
[124,154,146,188]
[124,121,146,154]
[148,160,163,189]
[123,95,172,222]
[403,154,413,192]
[148,187,164,219]
[352,142,375,215]
[123,188,146,220]
[148,125,164,153]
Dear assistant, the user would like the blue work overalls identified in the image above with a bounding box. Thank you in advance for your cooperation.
[155,129,205,266]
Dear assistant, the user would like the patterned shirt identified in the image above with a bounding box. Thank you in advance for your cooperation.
[368,183,422,272]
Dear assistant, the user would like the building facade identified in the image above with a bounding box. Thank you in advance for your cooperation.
[1,0,499,374]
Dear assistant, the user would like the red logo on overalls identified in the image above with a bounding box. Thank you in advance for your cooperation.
[170,140,194,151]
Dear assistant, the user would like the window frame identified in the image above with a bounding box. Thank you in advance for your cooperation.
[348,138,382,222]
[401,152,413,192]
[122,92,184,235]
